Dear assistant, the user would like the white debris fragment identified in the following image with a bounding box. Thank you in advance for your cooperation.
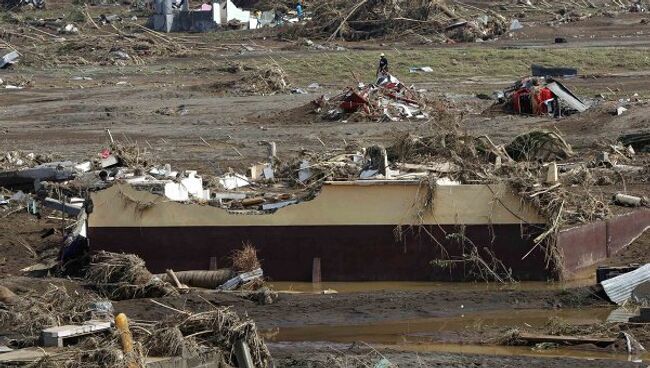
[219,173,250,190]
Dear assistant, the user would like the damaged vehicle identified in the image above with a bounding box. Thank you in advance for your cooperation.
[494,77,590,117]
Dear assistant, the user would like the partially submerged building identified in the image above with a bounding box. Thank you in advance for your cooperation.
[87,180,650,282]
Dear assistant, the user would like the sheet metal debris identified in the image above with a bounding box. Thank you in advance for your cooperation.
[601,264,650,305]
[0,50,19,69]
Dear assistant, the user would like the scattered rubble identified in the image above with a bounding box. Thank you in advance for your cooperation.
[306,73,437,122]
[205,63,291,96]
[288,0,508,43]
[0,281,271,367]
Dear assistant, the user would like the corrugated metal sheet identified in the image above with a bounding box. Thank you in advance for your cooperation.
[601,264,650,305]
[606,307,639,323]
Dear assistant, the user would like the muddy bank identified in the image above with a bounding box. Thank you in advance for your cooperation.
[270,342,643,368]
[112,286,609,330]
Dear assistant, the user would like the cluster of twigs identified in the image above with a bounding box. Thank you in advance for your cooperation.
[144,305,273,368]
[505,130,573,162]
[84,251,179,300]
[0,9,256,67]
[230,242,262,273]
[207,63,291,96]
[0,285,96,344]
[441,229,515,283]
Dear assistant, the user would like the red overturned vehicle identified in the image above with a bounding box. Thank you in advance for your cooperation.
[494,77,590,117]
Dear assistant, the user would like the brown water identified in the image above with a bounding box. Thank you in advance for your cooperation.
[264,308,612,344]
[269,279,593,294]
[263,307,647,362]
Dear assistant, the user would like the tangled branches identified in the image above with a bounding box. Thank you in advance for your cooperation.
[145,308,272,368]
[0,285,97,344]
[84,251,179,300]
[230,242,261,273]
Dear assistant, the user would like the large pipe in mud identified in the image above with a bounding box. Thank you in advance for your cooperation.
[156,269,235,289]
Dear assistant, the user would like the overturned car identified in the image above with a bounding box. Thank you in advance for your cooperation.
[494,77,590,118]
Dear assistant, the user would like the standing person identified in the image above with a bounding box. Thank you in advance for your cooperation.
[377,53,388,76]
[296,1,304,20]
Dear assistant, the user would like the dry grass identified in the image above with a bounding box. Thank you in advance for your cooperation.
[230,242,261,273]
[0,285,95,339]
[84,251,179,300]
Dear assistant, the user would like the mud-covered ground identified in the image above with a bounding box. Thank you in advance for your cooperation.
[270,344,646,368]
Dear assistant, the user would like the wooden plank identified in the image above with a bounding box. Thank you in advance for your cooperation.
[518,332,616,345]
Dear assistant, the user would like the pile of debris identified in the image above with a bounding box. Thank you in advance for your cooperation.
[4,125,646,224]
[309,73,430,122]
[0,281,272,367]
[1,123,648,286]
[289,0,508,43]
[0,13,198,67]
[0,151,52,170]
[206,63,291,96]
[0,0,45,10]
[143,307,272,368]
[0,284,96,343]
[83,251,180,300]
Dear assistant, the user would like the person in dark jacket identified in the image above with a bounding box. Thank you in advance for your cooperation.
[377,53,388,76]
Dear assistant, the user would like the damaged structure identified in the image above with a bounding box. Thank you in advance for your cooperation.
[70,131,649,282]
[1,120,648,284]
[89,181,549,281]
[151,0,257,33]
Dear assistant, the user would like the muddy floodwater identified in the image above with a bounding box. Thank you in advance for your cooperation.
[264,308,613,344]
[263,307,645,363]
[269,279,594,294]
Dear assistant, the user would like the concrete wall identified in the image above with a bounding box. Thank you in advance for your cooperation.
[173,10,217,33]
[89,182,546,228]
[215,0,249,25]
[557,208,650,279]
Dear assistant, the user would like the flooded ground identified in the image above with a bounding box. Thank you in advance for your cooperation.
[269,279,595,294]
[265,307,649,365]
[263,308,613,345]
[269,341,647,363]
